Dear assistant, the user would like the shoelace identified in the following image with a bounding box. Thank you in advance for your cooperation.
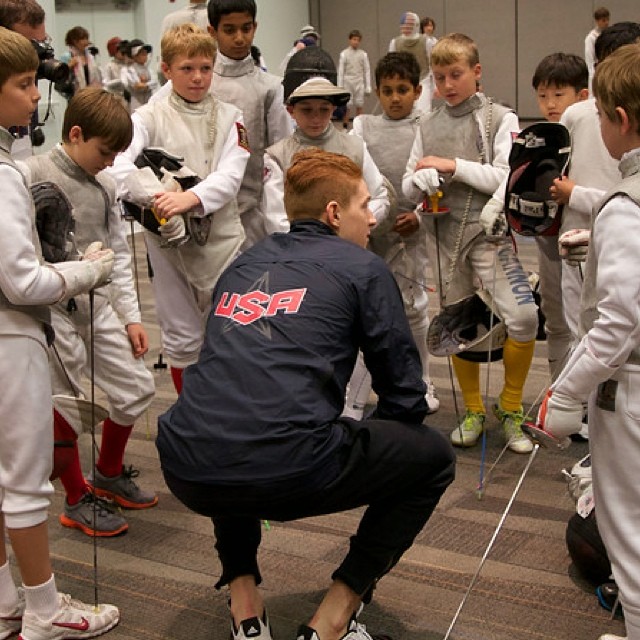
[81,493,118,515]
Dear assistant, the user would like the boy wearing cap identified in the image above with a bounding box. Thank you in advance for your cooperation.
[102,37,129,109]
[261,71,390,235]
[122,39,156,110]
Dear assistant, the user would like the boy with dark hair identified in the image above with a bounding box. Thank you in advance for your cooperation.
[337,29,371,129]
[23,86,157,537]
[0,26,118,640]
[206,0,293,248]
[538,42,640,640]
[403,32,539,453]
[347,51,439,417]
[157,147,455,640]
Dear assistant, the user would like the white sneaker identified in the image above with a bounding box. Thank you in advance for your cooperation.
[425,381,440,414]
[570,453,592,480]
[0,589,24,640]
[231,610,272,640]
[18,593,119,640]
[598,635,626,640]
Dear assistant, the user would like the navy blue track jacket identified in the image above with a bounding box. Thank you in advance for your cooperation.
[157,220,428,488]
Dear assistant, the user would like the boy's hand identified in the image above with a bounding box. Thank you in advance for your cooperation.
[550,176,575,205]
[126,322,149,358]
[393,212,419,236]
[154,190,201,219]
[558,228,590,266]
[413,168,440,195]
[479,197,507,240]
[537,389,582,440]
[415,155,456,175]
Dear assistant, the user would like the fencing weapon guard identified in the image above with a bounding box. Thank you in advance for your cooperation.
[443,444,540,640]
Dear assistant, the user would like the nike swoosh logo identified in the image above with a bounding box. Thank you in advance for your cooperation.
[53,617,90,631]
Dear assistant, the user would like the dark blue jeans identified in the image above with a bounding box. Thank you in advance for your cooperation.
[163,418,455,600]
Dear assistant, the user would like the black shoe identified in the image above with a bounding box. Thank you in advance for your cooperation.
[596,581,623,617]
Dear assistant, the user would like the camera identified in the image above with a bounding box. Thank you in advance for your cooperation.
[31,38,70,84]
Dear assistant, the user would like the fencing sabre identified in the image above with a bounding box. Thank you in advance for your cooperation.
[443,443,540,640]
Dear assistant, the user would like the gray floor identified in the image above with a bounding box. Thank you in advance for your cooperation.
[30,233,623,640]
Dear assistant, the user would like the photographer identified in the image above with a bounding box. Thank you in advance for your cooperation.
[0,0,69,156]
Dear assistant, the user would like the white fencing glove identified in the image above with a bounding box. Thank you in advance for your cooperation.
[479,197,508,240]
[558,228,590,266]
[159,214,188,246]
[412,168,441,195]
[537,389,582,441]
[51,246,114,299]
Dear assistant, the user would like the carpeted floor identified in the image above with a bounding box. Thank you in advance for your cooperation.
[31,233,622,640]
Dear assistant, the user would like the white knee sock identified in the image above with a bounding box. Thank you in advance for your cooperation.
[23,574,58,620]
[0,561,19,613]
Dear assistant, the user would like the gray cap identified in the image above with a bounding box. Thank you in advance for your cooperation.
[287,77,350,106]
[299,24,320,39]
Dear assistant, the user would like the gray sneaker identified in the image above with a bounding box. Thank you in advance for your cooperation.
[59,492,128,538]
[87,465,158,510]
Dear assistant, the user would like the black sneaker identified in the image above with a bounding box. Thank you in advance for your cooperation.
[87,465,158,509]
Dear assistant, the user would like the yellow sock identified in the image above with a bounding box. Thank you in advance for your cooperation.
[452,355,485,414]
[500,337,536,411]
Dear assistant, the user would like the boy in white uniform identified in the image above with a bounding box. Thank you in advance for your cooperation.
[337,30,371,129]
[121,39,157,110]
[261,55,389,236]
[348,51,438,416]
[23,87,157,538]
[403,33,538,454]
[0,26,119,640]
[110,24,250,395]
[538,43,640,640]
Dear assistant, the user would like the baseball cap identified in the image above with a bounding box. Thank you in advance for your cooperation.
[299,24,320,39]
[128,38,152,57]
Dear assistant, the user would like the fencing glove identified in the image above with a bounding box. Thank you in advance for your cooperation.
[537,389,582,441]
[51,242,114,299]
[558,228,590,266]
[412,168,441,195]
[479,197,508,240]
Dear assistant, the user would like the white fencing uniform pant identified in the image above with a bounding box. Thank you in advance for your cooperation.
[591,364,640,640]
[535,235,572,380]
[1,335,53,528]
[561,259,584,344]
[146,237,213,369]
[49,303,155,426]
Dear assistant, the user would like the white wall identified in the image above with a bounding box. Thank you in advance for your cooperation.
[48,0,309,77]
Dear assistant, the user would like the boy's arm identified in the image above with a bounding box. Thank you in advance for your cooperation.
[452,110,519,195]
[364,52,371,95]
[188,113,250,214]
[402,131,426,203]
[553,198,640,402]
[261,154,289,235]
[265,84,294,146]
[337,50,345,88]
[106,197,142,326]
[0,165,66,305]
[362,144,390,226]
[568,184,607,214]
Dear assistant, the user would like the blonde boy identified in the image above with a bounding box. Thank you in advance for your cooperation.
[402,33,538,453]
[0,27,118,640]
[541,43,640,640]
[110,24,249,394]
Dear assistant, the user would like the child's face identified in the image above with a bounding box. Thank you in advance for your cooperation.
[596,17,610,30]
[376,74,420,120]
[64,128,119,176]
[287,98,334,137]
[349,36,361,49]
[133,50,149,65]
[0,71,40,130]
[162,54,213,103]
[211,12,256,60]
[432,59,481,107]
[535,82,587,122]
[423,22,435,35]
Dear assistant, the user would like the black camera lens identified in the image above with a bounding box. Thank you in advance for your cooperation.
[38,59,70,83]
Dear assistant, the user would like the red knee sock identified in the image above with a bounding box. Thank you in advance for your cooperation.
[58,441,87,506]
[170,366,183,394]
[96,418,133,478]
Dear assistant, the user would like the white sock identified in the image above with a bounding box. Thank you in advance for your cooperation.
[23,574,59,620]
[0,561,19,613]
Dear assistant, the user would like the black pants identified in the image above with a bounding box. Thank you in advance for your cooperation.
[163,418,455,600]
